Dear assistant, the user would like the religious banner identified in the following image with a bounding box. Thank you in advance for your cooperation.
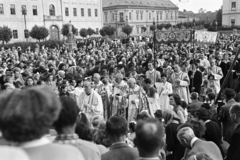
[155,30,192,43]
[195,31,218,44]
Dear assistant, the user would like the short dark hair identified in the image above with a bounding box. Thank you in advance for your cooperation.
[129,122,136,132]
[135,118,164,152]
[169,93,182,106]
[144,78,152,84]
[230,103,240,118]
[106,116,128,137]
[54,97,80,132]
[195,108,211,121]
[224,88,236,100]
[0,86,61,142]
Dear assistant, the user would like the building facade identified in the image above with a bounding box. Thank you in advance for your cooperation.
[223,0,240,26]
[0,0,103,42]
[102,0,178,36]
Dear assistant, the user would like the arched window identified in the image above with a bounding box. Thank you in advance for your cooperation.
[49,4,55,16]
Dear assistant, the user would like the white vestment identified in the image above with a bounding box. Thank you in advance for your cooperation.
[156,82,173,111]
[78,90,103,121]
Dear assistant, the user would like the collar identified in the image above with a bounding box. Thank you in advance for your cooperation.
[139,157,160,160]
[190,137,198,148]
[204,120,211,125]
[19,137,51,148]
[110,142,128,150]
[55,134,79,141]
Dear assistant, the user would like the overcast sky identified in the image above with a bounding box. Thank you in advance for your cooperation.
[171,0,222,13]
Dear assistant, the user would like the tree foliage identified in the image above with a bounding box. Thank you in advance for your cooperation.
[87,28,95,36]
[165,23,172,30]
[150,25,156,31]
[79,28,88,37]
[141,26,147,32]
[100,29,107,36]
[61,24,78,37]
[101,26,116,36]
[30,25,49,42]
[0,26,12,44]
[157,24,165,30]
[122,25,133,36]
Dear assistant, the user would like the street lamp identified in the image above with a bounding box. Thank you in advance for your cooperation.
[21,8,28,41]
[152,19,156,69]
[115,11,118,37]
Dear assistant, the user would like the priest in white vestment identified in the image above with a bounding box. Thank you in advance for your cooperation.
[127,78,141,122]
[171,64,191,104]
[156,73,172,111]
[78,81,103,121]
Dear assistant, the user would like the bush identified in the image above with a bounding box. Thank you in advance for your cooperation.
[0,26,12,44]
[0,40,64,51]
[80,28,88,38]
[122,25,133,36]
[207,26,217,32]
[61,24,78,37]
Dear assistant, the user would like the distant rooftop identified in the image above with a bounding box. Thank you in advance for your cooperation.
[103,0,178,9]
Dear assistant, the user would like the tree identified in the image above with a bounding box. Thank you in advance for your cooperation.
[0,26,12,44]
[61,24,78,37]
[157,24,165,30]
[165,23,172,30]
[150,25,156,31]
[204,23,210,29]
[30,25,49,42]
[80,28,88,38]
[122,25,133,36]
[141,26,147,32]
[87,28,95,36]
[176,23,182,29]
[101,26,116,36]
[100,29,106,36]
[216,8,222,26]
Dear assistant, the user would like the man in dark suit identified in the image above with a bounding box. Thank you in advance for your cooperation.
[177,126,223,160]
[226,103,240,160]
[134,118,165,160]
[219,88,237,143]
[101,116,138,160]
[188,92,203,113]
[195,108,224,157]
[188,61,202,94]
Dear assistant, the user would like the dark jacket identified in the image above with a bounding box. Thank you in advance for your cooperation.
[219,99,237,143]
[101,142,139,160]
[226,124,240,160]
[188,70,202,94]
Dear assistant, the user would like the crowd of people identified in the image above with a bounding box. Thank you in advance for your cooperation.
[0,33,240,160]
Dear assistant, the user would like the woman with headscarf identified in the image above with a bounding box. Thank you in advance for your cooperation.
[163,109,185,160]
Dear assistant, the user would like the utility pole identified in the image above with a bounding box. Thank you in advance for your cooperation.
[22,8,28,41]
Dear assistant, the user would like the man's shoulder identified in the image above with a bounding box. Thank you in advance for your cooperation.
[101,147,138,160]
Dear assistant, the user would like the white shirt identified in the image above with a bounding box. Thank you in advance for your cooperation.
[190,137,199,148]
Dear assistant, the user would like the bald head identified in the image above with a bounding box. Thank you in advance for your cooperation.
[128,78,136,88]
[83,81,92,94]
[135,118,164,155]
[177,127,195,149]
[93,73,101,84]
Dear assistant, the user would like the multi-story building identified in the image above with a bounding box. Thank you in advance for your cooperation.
[223,0,240,26]
[0,0,103,42]
[102,0,178,36]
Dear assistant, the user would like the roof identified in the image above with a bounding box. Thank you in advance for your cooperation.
[103,0,178,9]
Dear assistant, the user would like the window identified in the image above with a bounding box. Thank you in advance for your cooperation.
[136,12,139,20]
[13,30,18,39]
[231,19,235,26]
[33,6,37,15]
[88,8,91,17]
[157,12,159,21]
[149,13,151,20]
[96,28,99,34]
[49,4,55,16]
[81,8,84,16]
[129,12,131,20]
[140,12,143,20]
[0,4,4,15]
[10,4,16,15]
[137,27,139,34]
[119,12,124,22]
[232,2,236,11]
[73,8,77,16]
[21,5,26,15]
[175,11,177,20]
[112,13,114,21]
[160,11,162,20]
[171,12,173,20]
[65,7,69,16]
[95,9,98,17]
[166,12,168,20]
[105,12,107,22]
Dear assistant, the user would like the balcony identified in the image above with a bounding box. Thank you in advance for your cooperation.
[44,15,63,21]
